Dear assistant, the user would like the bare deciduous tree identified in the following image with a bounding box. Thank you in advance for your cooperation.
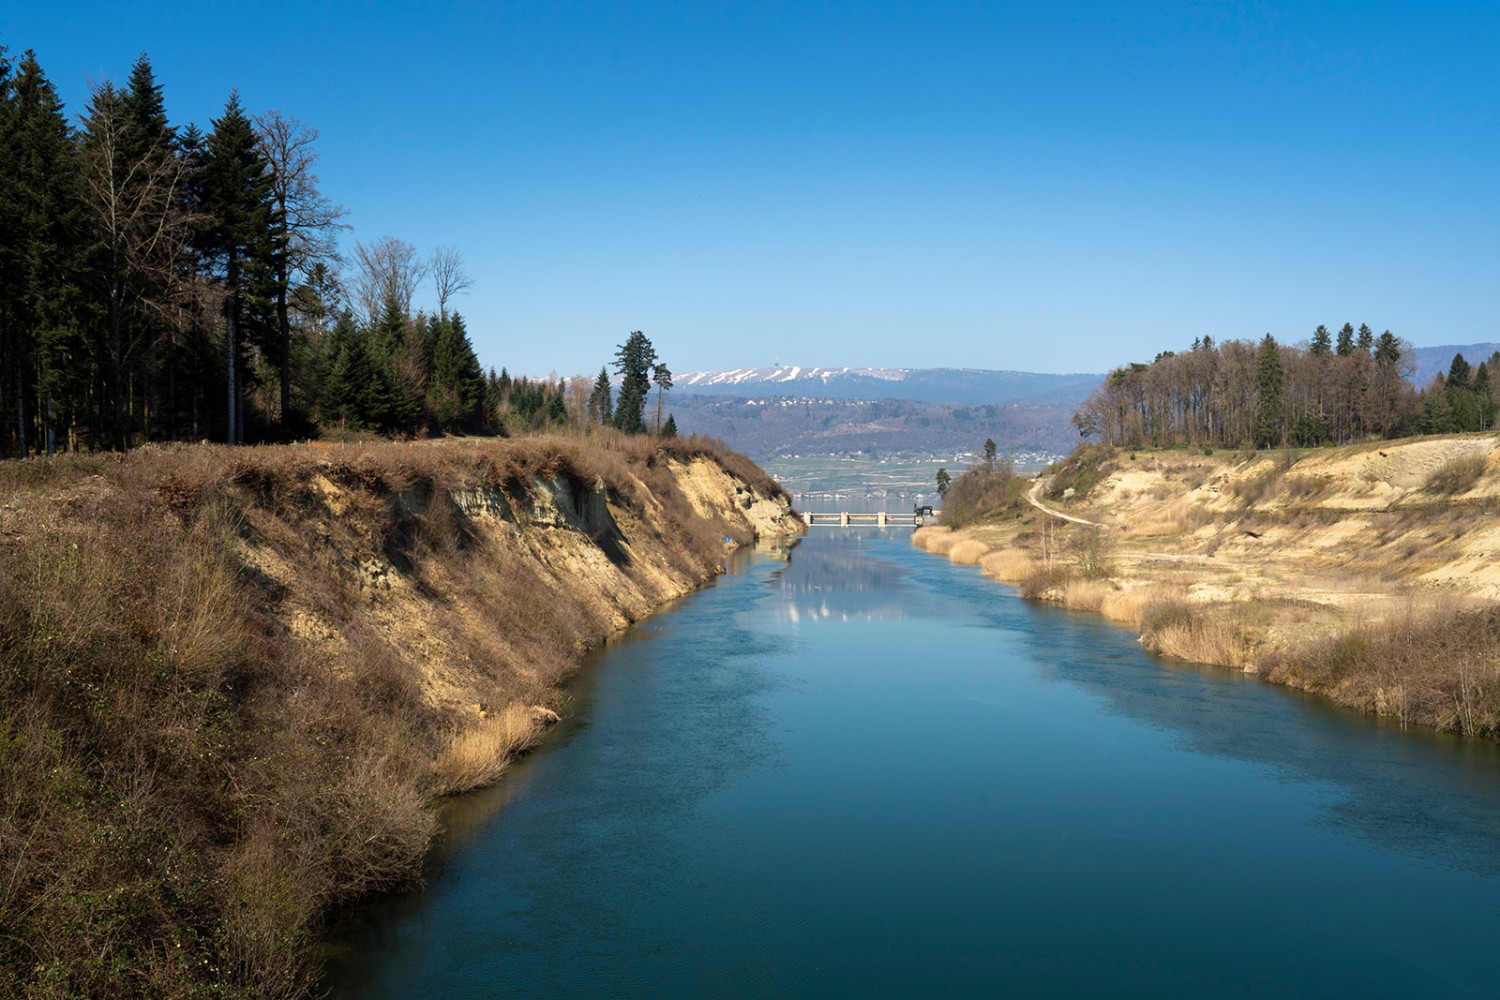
[255,109,348,425]
[79,81,200,448]
[429,245,473,320]
[352,236,426,323]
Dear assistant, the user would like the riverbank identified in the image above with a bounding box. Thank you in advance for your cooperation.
[0,433,802,998]
[914,434,1500,736]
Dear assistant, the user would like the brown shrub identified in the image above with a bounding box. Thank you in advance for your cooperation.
[0,433,781,997]
[1424,452,1488,495]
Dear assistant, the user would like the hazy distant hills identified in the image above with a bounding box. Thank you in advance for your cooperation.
[1410,343,1500,386]
[670,365,1102,460]
[675,366,1103,406]
[668,347,1500,462]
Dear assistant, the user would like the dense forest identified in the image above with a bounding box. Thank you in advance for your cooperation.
[0,46,674,458]
[1072,324,1500,449]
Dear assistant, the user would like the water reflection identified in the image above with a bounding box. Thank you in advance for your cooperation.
[326,530,1500,1000]
[767,528,914,623]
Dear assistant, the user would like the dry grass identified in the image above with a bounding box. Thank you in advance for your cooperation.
[1060,577,1112,613]
[979,547,1037,583]
[914,527,958,555]
[1424,452,1488,495]
[0,433,791,998]
[1139,600,1251,667]
[1264,598,1500,735]
[947,538,992,565]
[432,703,562,795]
[1097,584,1169,627]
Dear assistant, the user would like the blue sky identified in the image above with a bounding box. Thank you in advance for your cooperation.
[5,2,1497,378]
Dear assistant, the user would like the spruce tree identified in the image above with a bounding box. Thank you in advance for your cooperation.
[611,330,656,434]
[1253,334,1284,448]
[197,90,275,443]
[428,313,485,430]
[661,413,678,438]
[1310,325,1332,356]
[588,366,612,426]
[1335,323,1355,357]
[2,50,81,456]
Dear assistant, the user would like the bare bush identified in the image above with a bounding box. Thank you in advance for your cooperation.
[1424,452,1488,494]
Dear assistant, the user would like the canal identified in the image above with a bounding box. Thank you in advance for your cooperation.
[326,525,1500,998]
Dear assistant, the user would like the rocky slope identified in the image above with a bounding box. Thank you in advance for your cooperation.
[915,433,1500,735]
[0,434,801,998]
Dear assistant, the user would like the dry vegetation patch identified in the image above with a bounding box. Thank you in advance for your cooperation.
[0,434,799,998]
[918,434,1500,738]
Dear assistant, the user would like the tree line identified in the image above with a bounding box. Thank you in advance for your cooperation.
[1,45,679,457]
[1072,323,1500,450]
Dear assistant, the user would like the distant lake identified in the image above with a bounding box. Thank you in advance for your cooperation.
[325,527,1500,998]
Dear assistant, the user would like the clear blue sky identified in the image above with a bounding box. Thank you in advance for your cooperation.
[5,2,1497,378]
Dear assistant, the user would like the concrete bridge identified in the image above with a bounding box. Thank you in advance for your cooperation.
[801,508,941,527]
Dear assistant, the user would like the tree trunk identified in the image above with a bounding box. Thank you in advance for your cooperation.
[14,363,28,458]
[278,281,290,430]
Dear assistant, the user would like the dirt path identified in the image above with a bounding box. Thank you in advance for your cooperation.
[1027,477,1106,527]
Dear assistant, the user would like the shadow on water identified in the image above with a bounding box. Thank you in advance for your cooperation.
[908,542,1500,878]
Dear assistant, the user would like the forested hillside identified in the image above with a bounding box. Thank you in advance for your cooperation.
[1073,325,1500,449]
[0,46,634,457]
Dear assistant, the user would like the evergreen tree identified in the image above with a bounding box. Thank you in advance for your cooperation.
[1447,353,1472,391]
[652,361,673,433]
[1474,363,1495,430]
[255,109,346,432]
[1253,334,1284,448]
[1423,376,1455,434]
[1356,323,1374,354]
[0,50,81,456]
[588,366,612,426]
[1310,325,1332,356]
[660,413,678,438]
[611,330,656,434]
[1335,323,1355,357]
[196,90,275,443]
[1366,331,1409,437]
[427,312,485,430]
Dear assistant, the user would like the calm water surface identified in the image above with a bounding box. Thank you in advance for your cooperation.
[326,527,1500,998]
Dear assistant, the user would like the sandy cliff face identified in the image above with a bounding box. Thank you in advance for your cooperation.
[0,435,801,997]
[914,434,1500,732]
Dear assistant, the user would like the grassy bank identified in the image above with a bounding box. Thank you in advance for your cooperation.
[0,433,799,998]
[914,434,1500,738]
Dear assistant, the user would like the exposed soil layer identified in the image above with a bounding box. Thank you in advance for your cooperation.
[915,434,1500,736]
[0,434,801,998]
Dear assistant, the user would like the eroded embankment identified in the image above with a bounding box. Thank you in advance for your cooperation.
[0,434,801,999]
[916,434,1500,739]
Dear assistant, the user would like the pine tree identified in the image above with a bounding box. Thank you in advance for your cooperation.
[1,50,82,456]
[1357,323,1374,354]
[1310,325,1332,356]
[196,91,275,443]
[255,109,346,432]
[1253,334,1284,448]
[652,361,673,433]
[1335,323,1355,357]
[588,366,612,426]
[660,413,678,438]
[427,313,485,430]
[1474,363,1495,430]
[611,330,656,434]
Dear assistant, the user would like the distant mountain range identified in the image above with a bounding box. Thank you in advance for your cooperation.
[675,366,1103,407]
[669,347,1500,462]
[1410,344,1500,386]
[670,365,1102,460]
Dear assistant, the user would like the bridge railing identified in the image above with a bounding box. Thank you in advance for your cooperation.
[800,510,942,527]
